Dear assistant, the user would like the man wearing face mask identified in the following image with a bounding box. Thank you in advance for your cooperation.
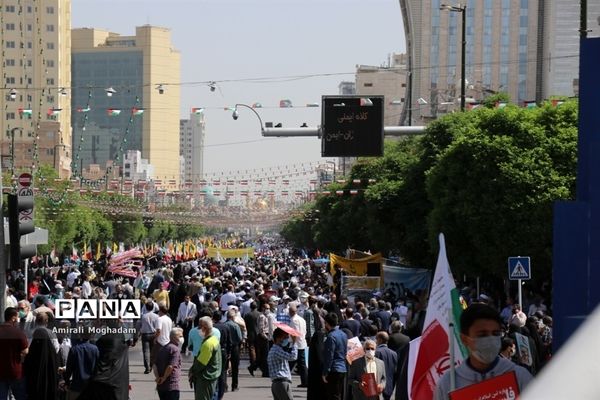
[155,327,184,400]
[433,304,533,400]
[349,339,386,400]
[189,316,222,400]
[17,300,35,340]
[267,328,298,400]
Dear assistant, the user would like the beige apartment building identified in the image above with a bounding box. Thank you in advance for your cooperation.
[355,53,408,127]
[71,26,180,187]
[0,0,72,178]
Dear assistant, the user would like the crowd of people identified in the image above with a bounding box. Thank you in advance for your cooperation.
[0,236,552,400]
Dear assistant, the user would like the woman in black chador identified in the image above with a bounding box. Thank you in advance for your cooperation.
[24,327,59,400]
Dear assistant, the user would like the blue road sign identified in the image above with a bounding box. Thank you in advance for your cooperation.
[508,257,531,280]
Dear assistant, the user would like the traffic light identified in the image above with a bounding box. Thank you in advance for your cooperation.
[8,193,36,269]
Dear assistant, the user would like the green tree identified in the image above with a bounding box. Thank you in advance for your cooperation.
[482,92,511,108]
[425,101,577,279]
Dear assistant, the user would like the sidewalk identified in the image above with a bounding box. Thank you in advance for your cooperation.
[129,346,308,400]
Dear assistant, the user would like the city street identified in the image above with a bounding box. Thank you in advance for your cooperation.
[128,346,307,400]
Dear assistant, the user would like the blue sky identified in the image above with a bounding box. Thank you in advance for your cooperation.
[72,0,405,174]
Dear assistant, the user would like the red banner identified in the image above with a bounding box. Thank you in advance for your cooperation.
[450,371,519,400]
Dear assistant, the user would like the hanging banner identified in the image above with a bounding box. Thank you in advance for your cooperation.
[383,265,432,299]
[329,252,383,276]
[206,247,255,259]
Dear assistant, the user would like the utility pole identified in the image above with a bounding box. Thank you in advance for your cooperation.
[0,157,6,321]
[581,0,588,38]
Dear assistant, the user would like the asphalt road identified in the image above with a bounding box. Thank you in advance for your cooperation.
[128,345,308,400]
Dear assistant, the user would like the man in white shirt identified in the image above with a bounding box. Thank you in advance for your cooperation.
[240,294,253,317]
[393,300,409,327]
[176,295,197,354]
[155,303,173,348]
[289,304,308,387]
[219,284,237,312]
[66,268,81,289]
[137,301,160,374]
[81,276,92,299]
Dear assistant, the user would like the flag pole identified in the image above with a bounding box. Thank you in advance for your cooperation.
[449,317,456,391]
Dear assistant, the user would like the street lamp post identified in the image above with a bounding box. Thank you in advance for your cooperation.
[441,4,467,112]
[231,104,265,134]
[10,127,19,175]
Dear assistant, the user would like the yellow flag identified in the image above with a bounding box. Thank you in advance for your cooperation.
[96,243,101,261]
[113,242,118,254]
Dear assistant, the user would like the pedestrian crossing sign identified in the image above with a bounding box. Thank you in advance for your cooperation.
[508,257,531,280]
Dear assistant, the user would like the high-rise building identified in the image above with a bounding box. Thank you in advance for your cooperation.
[541,1,600,98]
[0,0,72,178]
[400,0,600,123]
[179,112,205,184]
[71,25,180,186]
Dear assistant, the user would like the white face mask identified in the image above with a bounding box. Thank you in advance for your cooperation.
[365,350,375,359]
[470,336,501,364]
[178,337,185,347]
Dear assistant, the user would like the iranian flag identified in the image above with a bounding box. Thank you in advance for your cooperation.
[410,233,467,399]
[71,245,79,261]
[107,109,122,116]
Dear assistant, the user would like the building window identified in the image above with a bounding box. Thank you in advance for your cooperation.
[5,59,15,67]
[46,6,54,13]
[401,83,406,87]
[46,25,54,32]
[47,95,55,103]
[364,83,373,87]
[27,60,32,67]
[5,77,15,84]
[27,42,32,49]
[27,5,32,13]
[27,78,32,85]
[46,78,55,85]
[6,112,16,120]
[27,24,32,31]
[6,23,15,30]
[6,41,16,49]
[46,60,54,67]
[47,42,55,50]
[27,95,32,102]
[5,5,15,12]
[47,149,53,155]
[125,163,131,169]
